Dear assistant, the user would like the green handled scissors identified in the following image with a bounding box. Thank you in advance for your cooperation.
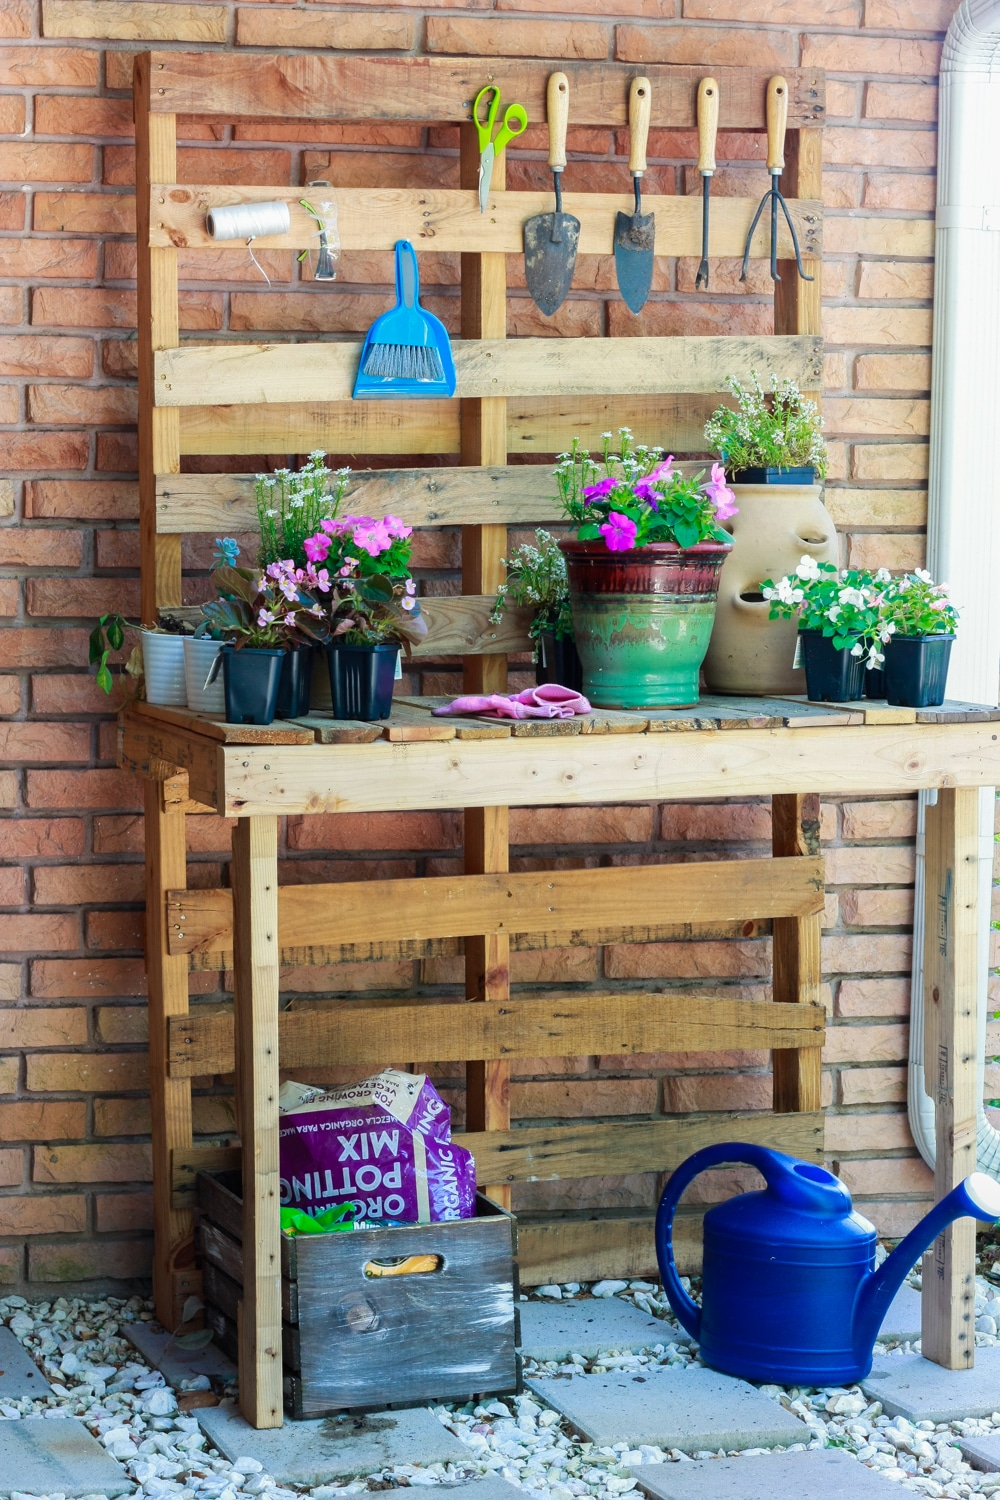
[474,84,528,213]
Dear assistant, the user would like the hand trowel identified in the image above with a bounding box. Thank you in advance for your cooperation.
[614,76,654,314]
[523,72,580,318]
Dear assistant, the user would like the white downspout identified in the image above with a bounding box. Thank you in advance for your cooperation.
[908,0,1000,1175]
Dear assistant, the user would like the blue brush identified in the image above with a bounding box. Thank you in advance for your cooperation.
[353,240,456,400]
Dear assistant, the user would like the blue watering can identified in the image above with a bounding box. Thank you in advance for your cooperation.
[655,1142,1000,1385]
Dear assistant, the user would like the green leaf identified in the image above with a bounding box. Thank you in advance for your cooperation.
[107,617,125,651]
[175,1329,215,1350]
[95,659,113,695]
[577,523,601,541]
[181,1294,204,1323]
[673,518,700,550]
[88,624,104,665]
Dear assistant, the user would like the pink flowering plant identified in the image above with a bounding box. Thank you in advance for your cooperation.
[300,512,427,648]
[878,569,959,639]
[555,428,737,553]
[202,554,331,651]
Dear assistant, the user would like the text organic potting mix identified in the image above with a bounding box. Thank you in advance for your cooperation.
[278,1069,476,1224]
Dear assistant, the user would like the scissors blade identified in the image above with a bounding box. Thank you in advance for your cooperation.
[478,142,495,213]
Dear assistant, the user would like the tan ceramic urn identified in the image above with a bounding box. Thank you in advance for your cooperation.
[702,482,838,696]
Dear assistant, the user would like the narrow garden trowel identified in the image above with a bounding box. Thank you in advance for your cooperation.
[614,76,654,314]
[523,72,580,318]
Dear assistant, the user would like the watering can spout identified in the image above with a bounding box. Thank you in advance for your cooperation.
[852,1172,1000,1365]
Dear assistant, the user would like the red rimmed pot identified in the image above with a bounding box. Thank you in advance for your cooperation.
[559,539,732,708]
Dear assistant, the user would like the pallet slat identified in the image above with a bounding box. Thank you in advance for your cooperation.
[167,990,825,1078]
[151,187,822,259]
[145,54,825,127]
[156,335,823,410]
[170,1109,823,1207]
[166,856,825,957]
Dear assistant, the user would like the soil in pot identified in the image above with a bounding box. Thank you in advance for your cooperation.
[536,631,583,693]
[142,630,188,707]
[222,645,284,725]
[560,540,730,709]
[276,645,313,719]
[799,630,865,703]
[327,642,398,720]
[883,634,953,708]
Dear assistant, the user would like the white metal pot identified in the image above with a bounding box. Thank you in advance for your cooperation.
[183,635,225,715]
[141,630,188,706]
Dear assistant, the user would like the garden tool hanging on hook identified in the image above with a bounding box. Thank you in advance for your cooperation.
[740,75,813,285]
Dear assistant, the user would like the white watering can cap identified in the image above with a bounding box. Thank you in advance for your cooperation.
[965,1172,1000,1220]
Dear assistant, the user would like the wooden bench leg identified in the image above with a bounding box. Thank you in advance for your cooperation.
[145,780,194,1330]
[772,794,823,1114]
[922,786,980,1369]
[465,806,512,1210]
[232,816,283,1427]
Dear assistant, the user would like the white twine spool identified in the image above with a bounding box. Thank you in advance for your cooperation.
[205,200,290,241]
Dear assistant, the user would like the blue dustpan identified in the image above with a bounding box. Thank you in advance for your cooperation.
[353,240,456,400]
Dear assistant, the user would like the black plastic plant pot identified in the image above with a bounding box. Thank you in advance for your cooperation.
[799,630,865,703]
[221,646,284,725]
[883,634,954,708]
[864,665,885,700]
[276,645,313,719]
[327,642,399,721]
[730,466,817,486]
[536,631,583,693]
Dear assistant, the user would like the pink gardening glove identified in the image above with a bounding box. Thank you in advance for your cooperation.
[432,683,591,719]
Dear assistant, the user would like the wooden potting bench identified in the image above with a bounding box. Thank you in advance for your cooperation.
[123,49,1000,1428]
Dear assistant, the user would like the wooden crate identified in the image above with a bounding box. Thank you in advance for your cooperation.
[198,1172,519,1419]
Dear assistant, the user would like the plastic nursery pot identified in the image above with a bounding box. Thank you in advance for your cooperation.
[864,665,885,700]
[276,645,313,719]
[183,635,225,715]
[327,642,399,721]
[729,466,817,486]
[535,631,583,694]
[141,629,188,707]
[221,645,284,725]
[883,634,954,708]
[559,539,731,709]
[798,630,865,703]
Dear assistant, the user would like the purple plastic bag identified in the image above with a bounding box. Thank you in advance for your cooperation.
[278,1070,476,1223]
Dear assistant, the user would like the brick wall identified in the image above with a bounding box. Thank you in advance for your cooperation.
[0,0,971,1291]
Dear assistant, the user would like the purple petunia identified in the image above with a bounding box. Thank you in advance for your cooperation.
[704,462,738,522]
[600,512,638,551]
[583,477,616,503]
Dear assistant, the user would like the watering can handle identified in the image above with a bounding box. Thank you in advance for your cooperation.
[655,1141,795,1340]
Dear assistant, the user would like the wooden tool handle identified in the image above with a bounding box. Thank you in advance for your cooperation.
[696,77,719,176]
[547,71,569,173]
[766,75,788,174]
[628,76,651,178]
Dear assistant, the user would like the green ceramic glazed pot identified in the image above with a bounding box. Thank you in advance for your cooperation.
[559,539,732,708]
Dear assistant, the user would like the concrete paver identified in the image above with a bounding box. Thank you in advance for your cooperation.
[862,1347,1000,1422]
[526,1367,806,1450]
[125,1320,236,1390]
[0,1328,53,1400]
[878,1285,923,1344]
[0,1416,132,1497]
[518,1299,667,1362]
[197,1401,468,1485]
[631,1447,909,1498]
[957,1433,1000,1471]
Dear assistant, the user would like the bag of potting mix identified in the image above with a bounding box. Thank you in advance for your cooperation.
[278,1069,476,1227]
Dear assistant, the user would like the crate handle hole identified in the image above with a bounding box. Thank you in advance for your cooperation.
[364,1254,443,1278]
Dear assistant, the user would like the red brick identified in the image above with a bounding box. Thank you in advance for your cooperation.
[0,286,23,322]
[0,1101,86,1140]
[25,480,137,521]
[104,145,291,187]
[863,174,937,212]
[0,143,93,183]
[31,957,147,998]
[0,630,89,670]
[0,580,17,618]
[0,915,78,952]
[839,1064,907,1105]
[659,801,770,841]
[2,1193,87,1234]
[95,1191,154,1233]
[822,933,912,973]
[511,805,653,843]
[801,33,941,73]
[823,1022,907,1066]
[102,340,139,378]
[29,1237,153,1281]
[606,942,770,979]
[0,47,99,86]
[0,677,20,714]
[663,1073,773,1112]
[848,533,925,571]
[865,81,937,122]
[34,1143,151,1184]
[0,722,90,763]
[96,431,140,471]
[427,15,607,55]
[286,811,462,853]
[842,798,917,841]
[0,0,31,36]
[28,385,138,427]
[94,1097,150,1136]
[0,1149,23,1186]
[836,1156,933,1197]
[512,1079,657,1118]
[2,432,89,470]
[0,868,24,904]
[0,194,25,232]
[0,336,93,379]
[0,240,98,279]
[824,127,936,170]
[0,819,83,858]
[28,578,141,618]
[0,773,19,809]
[87,910,142,951]
[27,1051,149,1091]
[857,261,934,300]
[96,1006,147,1044]
[0,1006,86,1047]
[237,8,416,46]
[824,1110,914,1152]
[840,889,913,927]
[837,978,911,1018]
[34,192,135,234]
[0,1057,17,1091]
[617,22,794,65]
[33,287,136,331]
[826,845,916,885]
[864,0,955,28]
[26,769,140,811]
[34,863,144,906]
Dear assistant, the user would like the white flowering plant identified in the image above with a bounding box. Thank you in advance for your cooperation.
[878,569,959,639]
[704,372,827,479]
[256,451,352,572]
[490,530,573,644]
[761,558,888,666]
